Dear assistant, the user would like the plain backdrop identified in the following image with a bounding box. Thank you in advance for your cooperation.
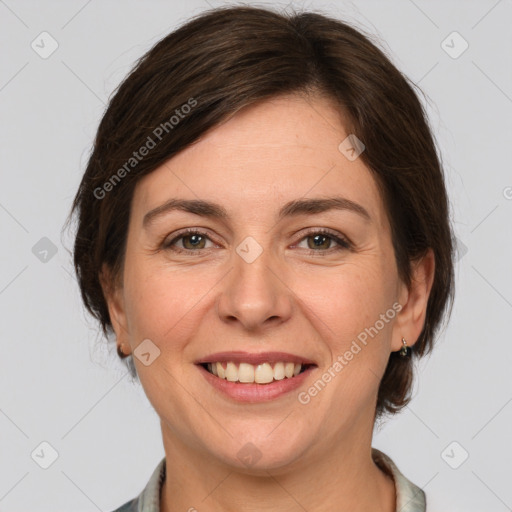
[1,0,511,510]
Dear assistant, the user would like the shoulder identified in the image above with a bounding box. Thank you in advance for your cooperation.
[372,448,426,512]
[109,456,166,512]
[109,497,139,512]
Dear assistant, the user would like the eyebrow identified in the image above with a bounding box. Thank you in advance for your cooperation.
[143,196,372,228]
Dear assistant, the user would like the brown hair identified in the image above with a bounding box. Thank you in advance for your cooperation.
[65,5,455,420]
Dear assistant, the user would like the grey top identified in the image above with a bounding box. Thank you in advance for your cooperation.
[111,448,426,512]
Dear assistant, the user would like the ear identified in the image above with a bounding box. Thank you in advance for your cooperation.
[391,248,435,352]
[99,263,131,354]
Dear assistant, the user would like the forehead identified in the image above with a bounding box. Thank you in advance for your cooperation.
[132,93,387,230]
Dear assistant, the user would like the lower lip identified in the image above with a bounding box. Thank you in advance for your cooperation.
[197,364,316,403]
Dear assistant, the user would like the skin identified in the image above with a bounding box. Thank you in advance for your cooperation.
[102,92,435,512]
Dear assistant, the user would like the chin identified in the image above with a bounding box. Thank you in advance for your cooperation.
[210,431,311,473]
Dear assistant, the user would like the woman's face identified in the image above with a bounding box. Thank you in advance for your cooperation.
[105,93,429,471]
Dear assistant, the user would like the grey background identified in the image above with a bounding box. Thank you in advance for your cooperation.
[1,0,511,510]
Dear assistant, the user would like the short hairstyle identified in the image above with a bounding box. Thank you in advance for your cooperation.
[67,5,455,420]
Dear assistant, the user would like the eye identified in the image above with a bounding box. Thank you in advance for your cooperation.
[293,228,352,254]
[162,229,215,253]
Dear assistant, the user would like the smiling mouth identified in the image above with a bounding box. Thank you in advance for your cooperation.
[199,361,315,384]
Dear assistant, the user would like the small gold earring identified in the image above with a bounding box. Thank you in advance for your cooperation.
[400,337,410,357]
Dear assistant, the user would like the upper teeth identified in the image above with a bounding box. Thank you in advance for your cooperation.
[207,362,303,383]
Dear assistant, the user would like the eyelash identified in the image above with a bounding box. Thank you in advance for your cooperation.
[161,227,352,255]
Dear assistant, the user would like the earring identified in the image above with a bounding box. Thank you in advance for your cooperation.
[117,344,128,359]
[400,337,410,357]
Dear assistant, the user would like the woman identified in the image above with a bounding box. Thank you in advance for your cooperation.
[69,5,455,511]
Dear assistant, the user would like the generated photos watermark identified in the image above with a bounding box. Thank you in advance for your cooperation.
[93,97,198,200]
[297,301,403,405]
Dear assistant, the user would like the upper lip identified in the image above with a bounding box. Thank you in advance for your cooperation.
[195,351,317,366]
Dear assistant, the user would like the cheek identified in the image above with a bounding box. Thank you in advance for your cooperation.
[123,258,211,346]
[299,263,393,339]
[297,263,396,403]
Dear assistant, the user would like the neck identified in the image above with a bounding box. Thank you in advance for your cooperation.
[159,420,396,512]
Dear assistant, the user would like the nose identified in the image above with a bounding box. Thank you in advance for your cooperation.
[216,246,293,332]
